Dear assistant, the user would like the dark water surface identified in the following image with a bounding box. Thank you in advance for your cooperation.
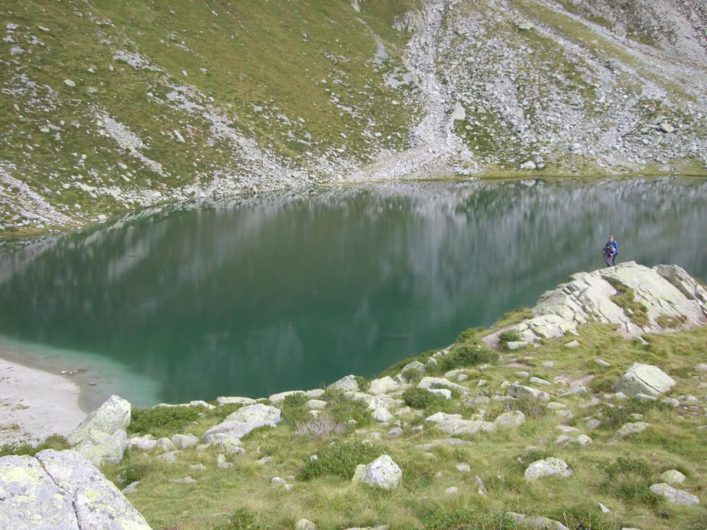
[1,179,705,406]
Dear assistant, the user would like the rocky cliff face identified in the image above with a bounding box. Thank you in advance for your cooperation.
[1,0,705,233]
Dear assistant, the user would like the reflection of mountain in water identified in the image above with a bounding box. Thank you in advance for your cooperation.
[0,179,705,403]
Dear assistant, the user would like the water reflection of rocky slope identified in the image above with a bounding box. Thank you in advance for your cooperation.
[0,179,705,403]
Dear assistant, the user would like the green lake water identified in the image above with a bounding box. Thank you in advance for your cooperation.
[0,178,705,407]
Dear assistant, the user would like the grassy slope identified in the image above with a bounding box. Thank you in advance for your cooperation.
[0,0,418,232]
[102,321,707,530]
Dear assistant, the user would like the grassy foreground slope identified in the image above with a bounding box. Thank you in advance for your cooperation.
[103,320,706,530]
[1,0,706,234]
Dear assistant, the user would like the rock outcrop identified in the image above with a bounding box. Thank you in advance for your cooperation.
[614,364,676,397]
[0,449,151,529]
[488,263,707,345]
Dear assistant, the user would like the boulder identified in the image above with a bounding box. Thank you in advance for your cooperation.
[216,396,256,406]
[305,399,327,410]
[524,458,572,481]
[649,483,700,505]
[0,449,153,529]
[128,435,157,451]
[418,376,468,395]
[614,363,676,397]
[203,403,281,443]
[269,390,305,404]
[352,454,402,490]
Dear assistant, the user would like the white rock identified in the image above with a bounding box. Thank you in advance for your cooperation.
[505,512,568,530]
[660,469,686,485]
[295,519,317,530]
[524,458,572,481]
[445,486,459,494]
[427,388,452,399]
[157,437,175,452]
[614,363,676,397]
[456,463,471,473]
[203,404,281,443]
[157,451,178,464]
[650,483,700,505]
[127,435,157,451]
[615,422,649,439]
[68,395,131,447]
[172,476,197,485]
[305,399,327,410]
[216,454,231,470]
[352,455,402,490]
[64,79,76,87]
[269,390,305,404]
[372,407,394,423]
[328,375,359,392]
[529,377,551,386]
[418,376,468,394]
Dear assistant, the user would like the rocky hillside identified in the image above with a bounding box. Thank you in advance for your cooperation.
[1,0,706,234]
[1,262,705,529]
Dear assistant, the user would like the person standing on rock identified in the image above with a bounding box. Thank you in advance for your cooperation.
[603,234,618,267]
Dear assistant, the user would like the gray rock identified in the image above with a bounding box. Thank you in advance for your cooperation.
[369,376,401,395]
[190,463,207,471]
[524,457,572,481]
[446,486,459,494]
[494,410,526,428]
[122,480,140,494]
[520,160,537,170]
[649,483,699,505]
[203,403,281,443]
[295,519,317,530]
[660,469,687,485]
[269,390,305,404]
[614,363,676,397]
[529,376,551,386]
[0,454,79,529]
[659,122,675,133]
[352,454,402,490]
[68,395,131,465]
[427,388,452,399]
[615,422,649,439]
[564,340,580,348]
[171,433,198,449]
[456,463,471,472]
[157,437,175,452]
[387,426,403,438]
[216,396,256,406]
[418,376,468,394]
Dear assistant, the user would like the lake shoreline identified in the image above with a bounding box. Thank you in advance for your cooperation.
[0,352,87,446]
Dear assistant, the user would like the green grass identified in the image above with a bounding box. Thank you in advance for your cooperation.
[604,276,650,328]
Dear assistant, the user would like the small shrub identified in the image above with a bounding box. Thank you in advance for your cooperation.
[498,330,522,348]
[116,463,149,485]
[402,388,445,409]
[322,389,372,428]
[549,504,615,530]
[604,457,652,480]
[602,456,659,508]
[505,396,546,419]
[294,415,346,438]
[596,399,671,431]
[298,440,380,481]
[129,406,201,437]
[401,366,423,383]
[439,341,498,371]
[280,393,310,427]
[456,327,484,343]
[214,507,263,530]
[355,375,370,392]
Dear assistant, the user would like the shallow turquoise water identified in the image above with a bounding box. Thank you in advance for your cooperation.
[0,179,705,406]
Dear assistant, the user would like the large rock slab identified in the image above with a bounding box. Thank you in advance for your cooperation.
[425,412,496,436]
[328,375,359,392]
[0,450,151,529]
[614,363,676,397]
[352,455,402,490]
[203,403,281,443]
[368,376,401,395]
[68,395,131,466]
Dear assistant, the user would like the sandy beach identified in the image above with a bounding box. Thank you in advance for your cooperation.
[0,356,87,446]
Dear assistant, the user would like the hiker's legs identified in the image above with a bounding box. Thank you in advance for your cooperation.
[612,255,616,266]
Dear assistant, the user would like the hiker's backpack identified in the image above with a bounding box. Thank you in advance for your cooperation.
[604,242,615,256]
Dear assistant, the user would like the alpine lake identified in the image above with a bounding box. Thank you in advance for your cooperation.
[1,178,705,410]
